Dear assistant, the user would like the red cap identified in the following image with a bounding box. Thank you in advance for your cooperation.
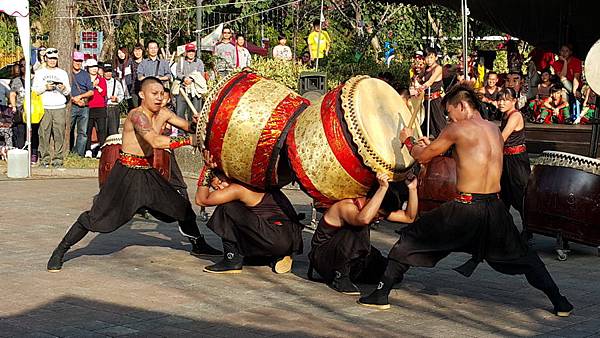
[185,43,196,52]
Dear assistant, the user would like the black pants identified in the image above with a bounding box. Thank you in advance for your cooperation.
[86,108,107,151]
[500,152,531,223]
[12,122,39,153]
[207,201,302,257]
[309,225,386,283]
[106,105,120,136]
[421,98,447,138]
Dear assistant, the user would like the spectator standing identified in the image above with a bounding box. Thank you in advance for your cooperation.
[174,43,206,124]
[137,40,171,86]
[103,64,124,135]
[130,43,144,107]
[69,51,94,157]
[84,59,107,158]
[307,19,331,67]
[235,34,252,69]
[214,27,236,78]
[115,47,133,109]
[552,44,582,96]
[8,59,27,151]
[272,35,292,61]
[31,48,71,167]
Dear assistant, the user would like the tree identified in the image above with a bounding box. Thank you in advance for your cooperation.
[78,0,127,61]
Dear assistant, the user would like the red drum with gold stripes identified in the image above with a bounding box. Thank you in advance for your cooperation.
[202,71,310,190]
[287,75,420,204]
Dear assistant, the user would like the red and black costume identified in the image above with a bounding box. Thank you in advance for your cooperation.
[421,65,447,138]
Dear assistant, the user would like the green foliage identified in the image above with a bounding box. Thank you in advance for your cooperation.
[249,57,310,89]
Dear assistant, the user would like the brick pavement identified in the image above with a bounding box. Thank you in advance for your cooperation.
[1,175,600,337]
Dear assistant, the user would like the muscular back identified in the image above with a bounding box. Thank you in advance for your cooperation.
[451,118,503,193]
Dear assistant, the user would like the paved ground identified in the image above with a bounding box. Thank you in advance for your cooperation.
[1,173,600,337]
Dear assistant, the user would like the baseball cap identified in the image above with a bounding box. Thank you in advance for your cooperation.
[46,48,59,59]
[103,63,113,72]
[73,51,84,61]
[185,43,196,52]
[85,59,98,68]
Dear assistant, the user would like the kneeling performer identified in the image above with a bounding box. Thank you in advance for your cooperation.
[47,77,219,272]
[309,173,418,295]
[195,151,304,274]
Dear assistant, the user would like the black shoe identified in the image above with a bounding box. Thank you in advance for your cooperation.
[190,236,222,257]
[554,295,573,317]
[47,245,68,272]
[329,271,360,295]
[358,282,391,310]
[203,255,243,274]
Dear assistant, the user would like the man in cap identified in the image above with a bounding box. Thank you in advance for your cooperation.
[103,63,125,135]
[70,51,94,156]
[32,47,71,167]
[174,43,206,127]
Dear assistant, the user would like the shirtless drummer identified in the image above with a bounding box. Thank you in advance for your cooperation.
[47,77,219,272]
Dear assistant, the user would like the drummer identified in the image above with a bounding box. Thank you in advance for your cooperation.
[498,87,531,239]
[359,83,572,317]
[308,173,418,296]
[195,150,304,274]
[47,77,220,272]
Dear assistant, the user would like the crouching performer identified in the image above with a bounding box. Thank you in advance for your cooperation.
[358,83,572,317]
[309,173,418,296]
[47,77,219,272]
[195,150,304,274]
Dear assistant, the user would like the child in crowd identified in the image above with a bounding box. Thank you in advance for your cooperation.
[528,69,553,121]
[538,86,570,124]
[576,85,597,124]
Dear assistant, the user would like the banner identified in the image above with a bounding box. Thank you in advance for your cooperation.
[80,31,104,60]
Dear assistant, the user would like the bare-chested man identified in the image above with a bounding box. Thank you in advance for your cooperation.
[47,77,218,272]
[358,83,572,317]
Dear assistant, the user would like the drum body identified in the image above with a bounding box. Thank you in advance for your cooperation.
[202,71,310,190]
[98,134,171,188]
[417,156,458,212]
[525,151,600,246]
[287,76,419,204]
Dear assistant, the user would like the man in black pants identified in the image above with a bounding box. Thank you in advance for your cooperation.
[47,77,220,272]
[359,83,573,317]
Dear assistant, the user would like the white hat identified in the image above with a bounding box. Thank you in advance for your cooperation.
[85,59,98,68]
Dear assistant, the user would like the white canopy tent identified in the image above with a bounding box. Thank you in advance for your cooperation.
[0,2,31,176]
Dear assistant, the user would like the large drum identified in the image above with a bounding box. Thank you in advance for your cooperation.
[98,134,171,188]
[199,71,310,190]
[286,75,420,204]
[525,151,600,251]
[417,156,458,212]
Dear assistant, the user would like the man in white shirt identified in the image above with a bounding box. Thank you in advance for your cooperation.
[103,64,125,136]
[32,47,71,167]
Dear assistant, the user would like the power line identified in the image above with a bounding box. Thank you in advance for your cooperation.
[55,0,273,20]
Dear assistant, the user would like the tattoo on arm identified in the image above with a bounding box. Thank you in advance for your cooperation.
[131,112,153,136]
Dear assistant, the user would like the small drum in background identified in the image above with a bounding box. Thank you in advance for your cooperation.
[201,71,310,190]
[525,151,600,260]
[287,75,420,204]
[417,156,458,213]
[98,134,171,188]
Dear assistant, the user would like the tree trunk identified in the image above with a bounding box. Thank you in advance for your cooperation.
[48,0,75,155]
[101,25,116,61]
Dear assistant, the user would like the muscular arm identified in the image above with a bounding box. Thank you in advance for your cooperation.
[386,186,418,223]
[130,110,171,149]
[331,185,388,227]
[195,183,244,207]
[501,113,522,142]
[165,108,194,132]
[410,127,455,164]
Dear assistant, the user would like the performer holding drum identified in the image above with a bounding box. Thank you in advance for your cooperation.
[359,83,572,317]
[308,173,418,296]
[47,77,219,272]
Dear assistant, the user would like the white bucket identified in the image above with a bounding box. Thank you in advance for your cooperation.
[7,149,29,178]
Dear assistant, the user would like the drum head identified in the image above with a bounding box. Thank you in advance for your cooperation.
[341,76,422,179]
[585,39,600,94]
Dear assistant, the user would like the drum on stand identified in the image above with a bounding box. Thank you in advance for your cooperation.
[524,151,600,260]
[199,71,310,190]
[286,75,421,204]
[417,156,458,213]
[98,134,171,188]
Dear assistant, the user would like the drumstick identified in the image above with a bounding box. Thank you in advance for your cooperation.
[407,104,420,130]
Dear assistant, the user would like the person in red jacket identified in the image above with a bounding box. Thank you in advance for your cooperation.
[84,59,108,158]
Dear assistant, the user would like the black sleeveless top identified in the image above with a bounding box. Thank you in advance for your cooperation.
[422,65,443,93]
[248,191,295,222]
[500,111,526,147]
[311,217,339,249]
[483,86,500,101]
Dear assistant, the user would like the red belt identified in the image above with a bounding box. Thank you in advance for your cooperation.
[424,91,441,100]
[119,152,152,169]
[503,144,526,155]
[455,192,500,204]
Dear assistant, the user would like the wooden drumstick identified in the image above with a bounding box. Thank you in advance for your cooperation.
[407,105,420,130]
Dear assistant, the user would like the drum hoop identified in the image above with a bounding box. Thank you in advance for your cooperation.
[102,134,122,148]
[340,75,401,173]
[536,150,600,175]
[196,70,246,150]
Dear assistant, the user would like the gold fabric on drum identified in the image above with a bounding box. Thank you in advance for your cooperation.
[341,76,420,179]
[220,79,294,183]
[292,99,368,200]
